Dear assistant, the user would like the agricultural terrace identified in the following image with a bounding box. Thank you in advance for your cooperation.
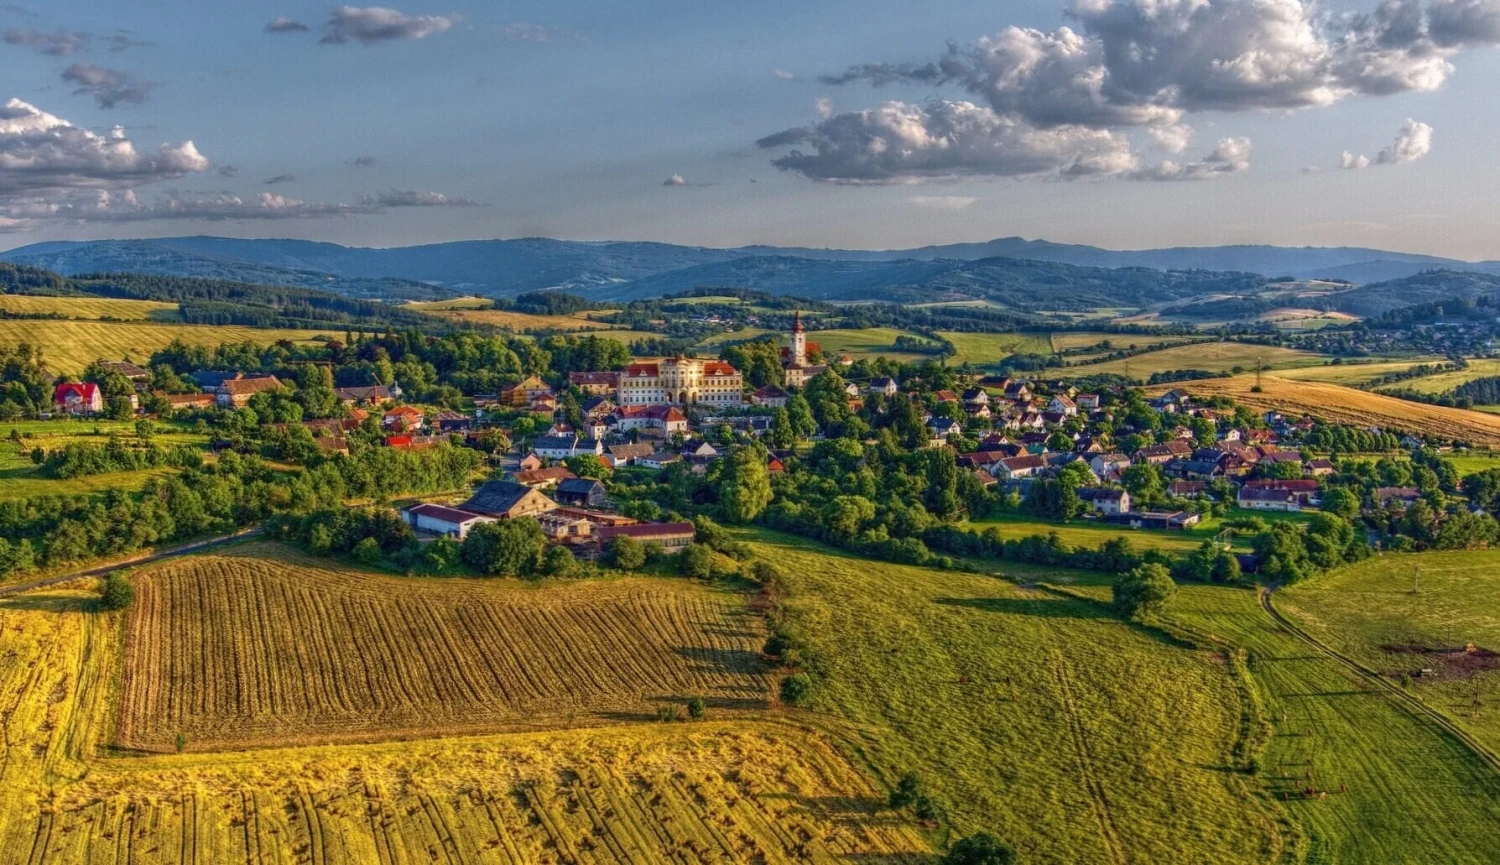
[1157,375,1500,447]
[0,418,210,501]
[748,530,1288,864]
[119,544,770,751]
[0,586,926,864]
[0,320,340,375]
[934,331,1051,367]
[1278,550,1500,754]
[1055,572,1500,865]
[1056,341,1327,377]
[0,294,179,320]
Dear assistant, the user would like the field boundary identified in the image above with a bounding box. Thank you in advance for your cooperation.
[1261,586,1500,778]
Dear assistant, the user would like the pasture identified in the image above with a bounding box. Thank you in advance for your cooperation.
[1156,375,1500,446]
[1276,359,1447,387]
[747,530,1288,864]
[0,320,340,375]
[119,544,771,751]
[0,419,209,501]
[0,583,926,864]
[1050,332,1203,352]
[0,294,179,320]
[936,331,1052,367]
[1277,550,1500,754]
[418,305,621,332]
[966,512,1210,553]
[798,327,932,362]
[1057,341,1327,378]
[1379,358,1500,394]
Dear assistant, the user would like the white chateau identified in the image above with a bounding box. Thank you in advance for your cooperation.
[619,356,744,407]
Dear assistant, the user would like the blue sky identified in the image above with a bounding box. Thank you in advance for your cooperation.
[3,0,1499,257]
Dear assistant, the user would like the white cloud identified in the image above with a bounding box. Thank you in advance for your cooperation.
[1130,137,1252,181]
[61,63,153,108]
[1340,150,1371,170]
[321,6,456,45]
[0,98,208,196]
[265,17,310,33]
[1148,124,1193,154]
[1377,118,1434,163]
[663,174,688,186]
[814,97,834,119]
[910,195,979,210]
[774,68,796,80]
[4,27,88,55]
[356,189,480,206]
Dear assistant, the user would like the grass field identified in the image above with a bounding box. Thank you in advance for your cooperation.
[0,419,210,500]
[0,295,179,320]
[2,320,340,375]
[1278,550,1500,754]
[1275,359,1447,387]
[800,327,931,362]
[696,326,777,348]
[1056,572,1500,864]
[422,306,622,331]
[936,331,1052,367]
[1058,342,1327,378]
[120,544,771,751]
[748,530,1288,863]
[1050,332,1203,352]
[0,582,925,864]
[1377,358,1500,395]
[967,512,1211,553]
[1155,374,1500,446]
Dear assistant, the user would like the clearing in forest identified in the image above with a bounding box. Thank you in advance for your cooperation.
[119,544,771,751]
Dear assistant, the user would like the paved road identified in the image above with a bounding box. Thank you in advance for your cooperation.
[0,527,261,598]
[1260,584,1500,776]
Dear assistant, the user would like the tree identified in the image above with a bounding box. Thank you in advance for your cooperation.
[719,445,773,524]
[889,772,923,809]
[686,695,706,719]
[786,392,817,438]
[822,495,875,541]
[1267,460,1305,480]
[942,833,1019,865]
[608,535,646,570]
[1320,486,1361,520]
[767,407,797,449]
[352,536,383,565]
[461,518,546,576]
[1252,522,1312,584]
[1121,463,1165,505]
[780,673,813,706]
[99,571,136,611]
[542,543,578,576]
[678,542,715,579]
[564,454,609,479]
[1112,562,1176,620]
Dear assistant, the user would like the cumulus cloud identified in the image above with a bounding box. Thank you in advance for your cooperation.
[774,68,797,80]
[1130,138,1253,181]
[61,63,153,108]
[321,6,456,45]
[759,99,1143,184]
[11,191,378,223]
[1378,118,1434,163]
[910,195,979,210]
[1341,150,1372,170]
[500,22,585,43]
[103,31,150,51]
[814,97,834,119]
[662,174,688,186]
[262,173,296,185]
[0,98,207,196]
[4,27,88,55]
[356,189,480,206]
[265,16,309,33]
[1148,124,1193,154]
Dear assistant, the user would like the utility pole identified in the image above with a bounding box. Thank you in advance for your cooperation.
[1255,355,1264,390]
[1413,564,1421,594]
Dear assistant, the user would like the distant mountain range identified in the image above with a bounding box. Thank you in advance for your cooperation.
[4,235,1498,304]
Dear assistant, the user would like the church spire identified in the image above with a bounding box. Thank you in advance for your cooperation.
[792,310,804,334]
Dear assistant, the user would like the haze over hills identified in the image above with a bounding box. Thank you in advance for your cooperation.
[5,235,1500,302]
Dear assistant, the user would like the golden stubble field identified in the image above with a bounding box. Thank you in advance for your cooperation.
[0,552,928,864]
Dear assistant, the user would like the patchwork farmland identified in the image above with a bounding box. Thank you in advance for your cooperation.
[119,545,771,751]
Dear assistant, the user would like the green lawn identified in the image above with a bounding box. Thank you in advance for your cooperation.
[746,529,1288,864]
[967,509,1312,554]
[1446,451,1500,477]
[0,419,209,500]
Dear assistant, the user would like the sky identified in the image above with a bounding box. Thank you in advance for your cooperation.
[3,0,1500,258]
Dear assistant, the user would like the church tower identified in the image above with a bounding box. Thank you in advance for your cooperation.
[790,310,807,368]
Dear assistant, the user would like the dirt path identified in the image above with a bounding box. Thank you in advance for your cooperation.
[1049,651,1127,865]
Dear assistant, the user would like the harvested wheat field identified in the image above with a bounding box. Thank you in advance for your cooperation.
[0,585,928,864]
[119,545,771,751]
[1154,374,1500,445]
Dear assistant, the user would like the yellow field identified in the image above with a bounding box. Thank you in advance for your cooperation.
[1276,359,1448,387]
[1379,358,1500,394]
[1058,341,1326,378]
[0,295,179,320]
[0,562,926,863]
[2,320,339,375]
[413,302,619,332]
[1154,375,1500,446]
[121,545,770,751]
[936,331,1052,366]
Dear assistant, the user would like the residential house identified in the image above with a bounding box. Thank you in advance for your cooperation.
[217,375,282,408]
[1077,487,1131,515]
[568,371,620,396]
[555,477,608,509]
[1134,440,1194,465]
[1003,382,1032,402]
[1090,453,1131,479]
[994,454,1047,480]
[928,419,964,440]
[681,441,719,458]
[516,453,544,472]
[611,404,689,434]
[605,442,655,468]
[638,451,682,469]
[869,377,898,397]
[1075,393,1101,411]
[334,385,393,406]
[532,435,603,460]
[401,503,495,539]
[1164,459,1223,481]
[961,387,989,406]
[385,435,439,451]
[382,405,425,432]
[583,396,617,420]
[1242,478,1320,506]
[431,409,471,432]
[461,480,559,519]
[1048,394,1078,416]
[511,467,576,489]
[752,384,789,408]
[1169,480,1210,498]
[1306,459,1336,477]
[933,389,960,404]
[53,382,102,415]
[1374,486,1423,507]
[1238,487,1301,512]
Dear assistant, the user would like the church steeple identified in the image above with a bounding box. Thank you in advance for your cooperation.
[789,310,807,367]
[792,310,804,334]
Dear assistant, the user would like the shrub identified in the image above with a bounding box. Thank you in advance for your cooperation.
[889,772,922,809]
[655,704,683,723]
[686,696,706,719]
[352,537,383,566]
[542,544,577,577]
[678,543,715,579]
[942,832,1019,865]
[779,673,813,706]
[99,570,135,611]
[608,535,646,570]
[1111,562,1176,620]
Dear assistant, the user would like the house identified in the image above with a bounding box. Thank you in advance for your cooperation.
[1075,393,1101,411]
[1169,480,1210,498]
[516,453,544,472]
[316,436,350,456]
[934,389,960,404]
[161,392,216,411]
[334,385,393,406]
[1238,487,1301,512]
[1048,394,1078,416]
[961,388,989,406]
[681,441,719,458]
[583,396,618,420]
[843,382,861,397]
[611,404,689,433]
[538,511,597,542]
[595,521,696,553]
[638,450,682,469]
[1242,478,1320,506]
[432,409,471,432]
[1077,487,1131,515]
[511,467,576,489]
[605,442,656,468]
[502,375,553,407]
[1306,459,1336,477]
[401,503,496,539]
[98,360,150,387]
[555,477,608,509]
[928,419,964,439]
[1164,459,1223,481]
[1374,486,1423,506]
[529,394,559,414]
[53,382,103,415]
[568,371,620,396]
[994,454,1047,480]
[767,455,786,474]
[869,377,898,397]
[1003,383,1032,402]
[1104,510,1201,530]
[461,480,559,519]
[1090,453,1131,479]
[752,384,790,408]
[532,435,603,459]
[382,405,426,432]
[966,404,993,420]
[1135,440,1193,465]
[385,435,439,451]
[217,375,282,408]
[958,451,1008,470]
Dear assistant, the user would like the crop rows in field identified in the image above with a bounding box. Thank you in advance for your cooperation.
[0,295,179,321]
[0,321,340,375]
[119,547,770,751]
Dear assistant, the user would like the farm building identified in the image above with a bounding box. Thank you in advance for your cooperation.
[511,467,576,489]
[401,503,496,539]
[334,385,393,406]
[217,375,282,408]
[53,382,103,415]
[596,521,696,553]
[555,477,608,508]
[98,360,150,385]
[462,480,559,519]
[1103,511,1201,530]
[1238,487,1301,512]
[538,511,596,542]
[161,392,215,411]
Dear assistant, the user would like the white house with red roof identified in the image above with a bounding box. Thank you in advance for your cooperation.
[617,356,742,407]
[53,382,103,415]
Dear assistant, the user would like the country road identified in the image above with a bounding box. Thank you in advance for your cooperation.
[0,527,262,598]
[1259,584,1500,776]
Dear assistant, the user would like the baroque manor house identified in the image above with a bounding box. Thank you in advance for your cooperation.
[619,356,744,407]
